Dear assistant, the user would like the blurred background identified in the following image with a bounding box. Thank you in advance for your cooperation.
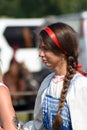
[0,0,87,123]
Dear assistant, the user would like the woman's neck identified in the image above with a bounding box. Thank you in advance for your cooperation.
[54,63,67,76]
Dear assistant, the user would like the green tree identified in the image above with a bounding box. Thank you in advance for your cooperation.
[0,0,87,18]
[19,0,61,18]
[0,0,22,17]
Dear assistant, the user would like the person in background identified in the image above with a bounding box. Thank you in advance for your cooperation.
[3,57,21,103]
[3,55,39,111]
[23,22,87,130]
[0,62,23,130]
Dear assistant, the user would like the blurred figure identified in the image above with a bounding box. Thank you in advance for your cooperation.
[0,60,22,130]
[18,62,39,92]
[18,62,40,110]
[3,54,27,110]
[3,53,39,111]
[3,57,21,104]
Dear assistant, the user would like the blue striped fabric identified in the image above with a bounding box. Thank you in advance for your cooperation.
[42,94,72,130]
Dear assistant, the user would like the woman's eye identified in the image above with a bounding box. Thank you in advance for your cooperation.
[43,47,49,51]
[39,46,48,51]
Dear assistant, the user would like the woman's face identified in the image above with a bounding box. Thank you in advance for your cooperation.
[39,38,64,69]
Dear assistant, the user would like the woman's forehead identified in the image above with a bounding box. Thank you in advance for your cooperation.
[39,36,45,46]
[39,36,43,42]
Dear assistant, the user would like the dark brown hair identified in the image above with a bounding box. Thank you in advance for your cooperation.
[40,22,79,130]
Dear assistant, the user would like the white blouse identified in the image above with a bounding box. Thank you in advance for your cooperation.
[23,73,87,130]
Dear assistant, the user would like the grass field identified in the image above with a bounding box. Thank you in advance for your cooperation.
[16,111,34,123]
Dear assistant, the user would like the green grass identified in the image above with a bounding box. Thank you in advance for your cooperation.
[16,112,34,123]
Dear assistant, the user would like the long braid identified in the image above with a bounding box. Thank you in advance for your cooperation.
[40,22,79,130]
[52,56,78,130]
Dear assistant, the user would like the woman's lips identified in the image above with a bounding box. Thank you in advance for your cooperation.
[42,59,47,63]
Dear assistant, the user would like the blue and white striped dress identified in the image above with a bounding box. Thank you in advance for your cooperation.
[42,75,72,130]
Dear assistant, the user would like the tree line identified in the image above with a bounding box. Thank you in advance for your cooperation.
[0,0,87,18]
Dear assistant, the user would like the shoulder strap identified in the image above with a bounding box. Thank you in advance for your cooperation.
[0,82,8,88]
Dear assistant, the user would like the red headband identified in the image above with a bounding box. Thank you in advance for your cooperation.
[45,27,67,55]
[44,27,87,76]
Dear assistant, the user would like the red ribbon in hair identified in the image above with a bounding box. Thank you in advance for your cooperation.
[45,27,67,55]
[45,27,87,76]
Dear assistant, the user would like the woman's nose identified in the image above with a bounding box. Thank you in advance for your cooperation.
[39,49,44,57]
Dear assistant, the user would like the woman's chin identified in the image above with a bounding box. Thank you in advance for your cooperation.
[44,63,52,67]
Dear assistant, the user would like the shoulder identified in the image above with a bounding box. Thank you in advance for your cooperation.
[0,82,8,89]
[67,73,87,103]
[68,73,87,96]
[0,82,9,95]
[0,82,11,105]
[40,72,55,86]
[71,73,87,89]
[38,72,55,94]
[42,72,55,82]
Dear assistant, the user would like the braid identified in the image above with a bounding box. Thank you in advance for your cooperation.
[52,56,77,130]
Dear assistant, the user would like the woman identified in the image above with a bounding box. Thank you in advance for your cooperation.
[0,64,22,130]
[23,22,87,130]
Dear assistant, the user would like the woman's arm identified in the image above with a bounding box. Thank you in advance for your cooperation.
[0,84,18,130]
